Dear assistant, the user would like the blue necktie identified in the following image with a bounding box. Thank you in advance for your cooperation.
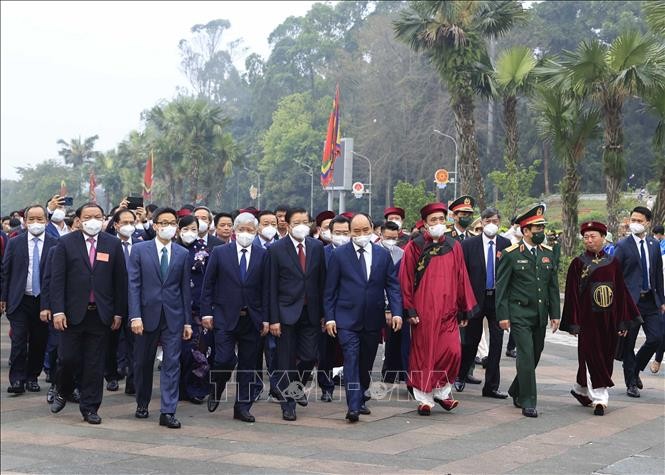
[486,240,495,289]
[239,248,248,281]
[160,247,169,281]
[640,240,649,291]
[32,237,41,296]
[358,247,368,281]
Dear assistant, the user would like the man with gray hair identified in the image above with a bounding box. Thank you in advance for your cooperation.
[201,212,269,422]
[193,206,225,249]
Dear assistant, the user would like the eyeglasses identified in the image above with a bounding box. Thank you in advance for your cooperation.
[156,221,177,227]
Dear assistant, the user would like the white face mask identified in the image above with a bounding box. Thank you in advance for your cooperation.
[198,220,209,234]
[428,223,446,239]
[290,224,310,241]
[332,234,350,247]
[389,219,402,230]
[82,219,103,236]
[180,230,198,245]
[320,229,332,243]
[27,222,45,236]
[236,231,255,248]
[51,208,66,223]
[352,234,372,248]
[382,239,397,250]
[261,225,277,240]
[629,222,646,235]
[158,225,177,241]
[483,223,498,238]
[118,224,135,238]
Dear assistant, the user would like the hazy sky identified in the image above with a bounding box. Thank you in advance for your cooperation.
[1,0,316,180]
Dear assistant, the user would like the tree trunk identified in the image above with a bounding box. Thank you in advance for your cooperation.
[385,158,393,207]
[503,96,518,165]
[560,157,580,257]
[452,93,485,208]
[543,142,551,196]
[602,97,624,238]
[652,154,665,226]
[190,156,200,204]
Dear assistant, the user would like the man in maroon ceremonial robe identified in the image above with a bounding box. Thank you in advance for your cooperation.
[399,202,477,415]
[561,221,640,416]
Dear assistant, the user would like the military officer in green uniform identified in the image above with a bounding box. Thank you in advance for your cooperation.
[496,204,560,418]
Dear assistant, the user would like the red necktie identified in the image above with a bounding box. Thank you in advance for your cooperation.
[298,243,306,273]
[88,237,96,303]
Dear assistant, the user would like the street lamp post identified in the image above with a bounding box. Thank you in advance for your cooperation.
[352,151,372,215]
[432,129,459,198]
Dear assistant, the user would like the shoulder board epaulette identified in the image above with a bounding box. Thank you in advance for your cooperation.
[504,243,519,253]
[540,244,552,251]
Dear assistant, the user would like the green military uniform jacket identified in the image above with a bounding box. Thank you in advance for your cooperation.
[496,240,561,327]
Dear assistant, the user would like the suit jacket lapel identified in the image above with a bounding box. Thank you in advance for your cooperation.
[151,241,163,283]
[286,238,304,275]
[305,239,313,275]
[347,244,366,282]
[245,245,260,281]
[78,233,93,272]
[165,244,179,283]
[368,244,381,283]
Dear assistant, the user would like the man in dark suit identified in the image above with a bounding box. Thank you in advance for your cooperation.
[1,205,58,394]
[128,207,193,429]
[194,206,225,249]
[324,213,403,422]
[459,208,511,398]
[201,212,268,422]
[49,203,128,424]
[267,207,326,421]
[614,206,665,398]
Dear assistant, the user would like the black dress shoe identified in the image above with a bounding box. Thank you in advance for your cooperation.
[522,407,538,418]
[282,409,297,421]
[346,411,359,423]
[47,385,56,404]
[454,378,465,392]
[207,396,220,413]
[482,389,508,399]
[506,349,517,358]
[83,412,102,424]
[320,391,332,402]
[626,385,640,398]
[465,374,482,385]
[570,390,592,407]
[51,393,67,413]
[159,413,181,429]
[359,404,371,415]
[106,380,119,392]
[25,381,40,392]
[593,404,605,416]
[233,409,255,423]
[7,381,25,394]
[636,375,643,390]
[135,406,149,419]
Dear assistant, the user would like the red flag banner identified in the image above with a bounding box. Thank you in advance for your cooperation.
[89,172,97,203]
[143,151,154,201]
[321,84,341,187]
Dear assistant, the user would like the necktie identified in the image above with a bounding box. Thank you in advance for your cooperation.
[239,248,248,281]
[122,241,130,263]
[640,240,649,290]
[486,241,494,289]
[531,247,537,259]
[297,243,306,273]
[32,237,41,296]
[358,247,368,281]
[88,237,96,302]
[160,247,169,281]
[198,239,205,248]
[459,233,465,241]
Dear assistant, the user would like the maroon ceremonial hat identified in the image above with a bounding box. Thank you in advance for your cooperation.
[341,211,355,220]
[240,207,259,218]
[383,207,405,219]
[580,221,607,236]
[315,210,335,227]
[177,208,192,218]
[420,202,447,220]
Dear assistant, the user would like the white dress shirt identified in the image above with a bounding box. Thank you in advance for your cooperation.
[236,241,252,267]
[352,240,372,280]
[290,234,306,256]
[155,239,172,266]
[632,233,651,288]
[482,232,496,273]
[25,233,45,294]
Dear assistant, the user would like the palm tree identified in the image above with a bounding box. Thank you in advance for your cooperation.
[644,0,665,37]
[643,91,665,225]
[533,85,601,256]
[540,32,665,236]
[394,0,525,208]
[57,135,101,200]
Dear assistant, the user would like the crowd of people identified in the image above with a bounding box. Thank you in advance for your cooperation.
[1,193,663,428]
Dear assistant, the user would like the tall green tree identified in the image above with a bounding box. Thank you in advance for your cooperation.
[56,135,101,199]
[394,0,526,209]
[541,31,665,235]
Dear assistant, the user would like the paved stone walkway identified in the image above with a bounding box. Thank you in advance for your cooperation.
[1,318,663,474]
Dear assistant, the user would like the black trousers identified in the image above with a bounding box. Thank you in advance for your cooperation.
[623,292,662,386]
[317,331,337,393]
[275,307,319,411]
[56,308,109,415]
[459,294,503,392]
[8,295,49,385]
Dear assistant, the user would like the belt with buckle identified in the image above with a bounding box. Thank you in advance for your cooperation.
[639,291,651,299]
[87,303,97,311]
[485,289,495,296]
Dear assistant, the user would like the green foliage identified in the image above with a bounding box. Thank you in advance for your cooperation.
[1,160,73,215]
[392,180,436,230]
[489,158,540,221]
